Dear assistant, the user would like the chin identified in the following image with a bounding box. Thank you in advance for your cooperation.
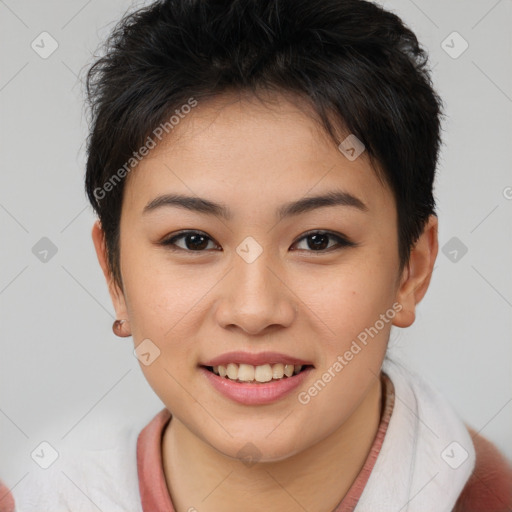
[210,433,308,465]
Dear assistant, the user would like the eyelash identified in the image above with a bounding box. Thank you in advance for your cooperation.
[159,230,357,254]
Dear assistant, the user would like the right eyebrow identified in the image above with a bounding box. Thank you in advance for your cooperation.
[143,194,232,219]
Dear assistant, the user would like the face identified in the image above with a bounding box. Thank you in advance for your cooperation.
[93,92,434,462]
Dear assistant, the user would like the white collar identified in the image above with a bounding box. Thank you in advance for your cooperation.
[355,357,476,511]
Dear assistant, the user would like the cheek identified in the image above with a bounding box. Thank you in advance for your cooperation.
[299,261,396,335]
[122,260,202,407]
[121,251,221,399]
[296,269,393,411]
[303,272,397,398]
[121,244,202,337]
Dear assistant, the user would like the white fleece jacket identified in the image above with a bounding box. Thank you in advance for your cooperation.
[12,357,475,511]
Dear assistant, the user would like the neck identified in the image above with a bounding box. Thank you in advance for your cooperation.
[162,375,383,512]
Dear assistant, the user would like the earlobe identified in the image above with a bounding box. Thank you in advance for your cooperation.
[91,220,129,320]
[392,214,439,328]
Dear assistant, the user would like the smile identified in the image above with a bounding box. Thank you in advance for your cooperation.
[206,363,310,383]
[200,364,314,405]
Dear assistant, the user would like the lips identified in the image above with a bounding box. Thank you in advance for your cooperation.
[200,364,314,405]
[199,351,315,404]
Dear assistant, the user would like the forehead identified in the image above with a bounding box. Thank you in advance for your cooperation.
[123,92,394,219]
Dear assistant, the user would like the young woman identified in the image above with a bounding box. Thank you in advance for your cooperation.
[5,0,511,510]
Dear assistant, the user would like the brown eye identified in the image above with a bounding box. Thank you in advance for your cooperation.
[292,231,356,252]
[161,231,219,251]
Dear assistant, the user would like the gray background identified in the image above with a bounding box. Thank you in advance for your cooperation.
[1,0,511,493]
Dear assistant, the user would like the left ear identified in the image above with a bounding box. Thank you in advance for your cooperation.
[392,214,439,328]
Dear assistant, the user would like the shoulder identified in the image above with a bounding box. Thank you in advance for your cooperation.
[453,426,512,512]
[9,412,153,512]
[0,479,15,512]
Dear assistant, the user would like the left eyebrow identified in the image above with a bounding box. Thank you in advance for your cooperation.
[142,189,369,220]
[277,190,368,219]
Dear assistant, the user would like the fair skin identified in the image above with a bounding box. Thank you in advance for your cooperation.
[92,91,438,512]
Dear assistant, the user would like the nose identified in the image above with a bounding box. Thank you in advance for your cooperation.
[214,250,296,335]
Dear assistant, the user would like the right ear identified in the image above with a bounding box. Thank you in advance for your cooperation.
[91,220,129,320]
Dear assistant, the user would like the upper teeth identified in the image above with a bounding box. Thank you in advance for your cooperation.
[212,363,303,382]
